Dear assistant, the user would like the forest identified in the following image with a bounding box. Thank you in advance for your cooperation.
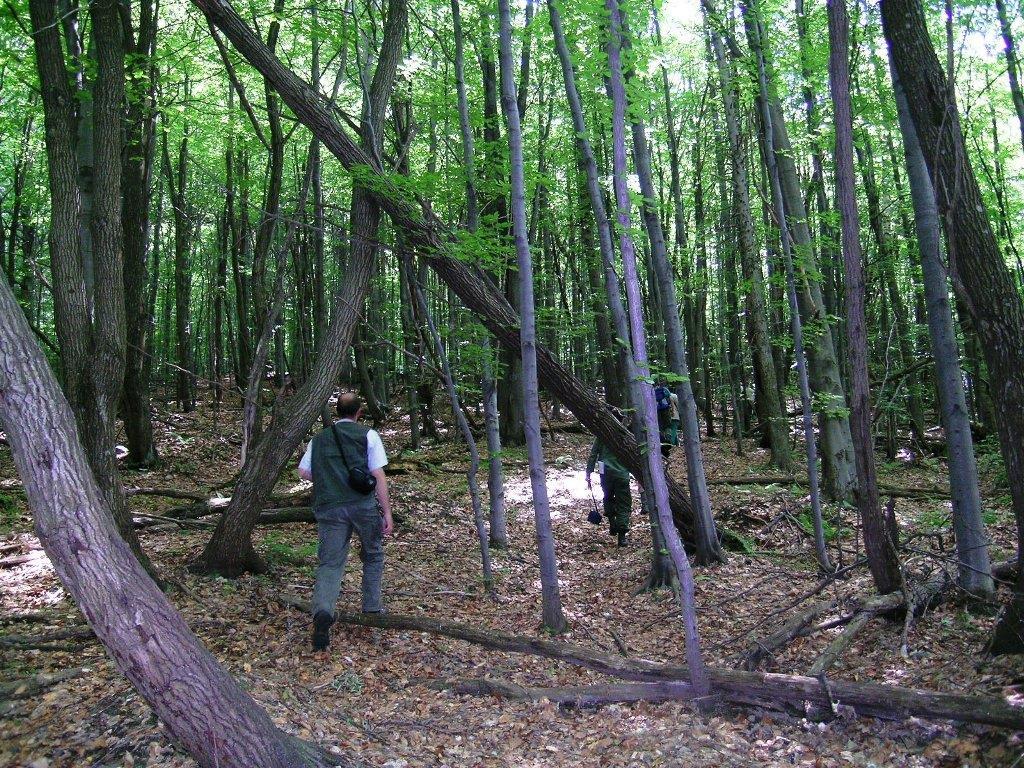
[1,0,1024,763]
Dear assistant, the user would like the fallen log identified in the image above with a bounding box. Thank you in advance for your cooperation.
[708,474,957,500]
[744,600,838,671]
[807,570,951,677]
[272,596,1023,728]
[125,487,212,502]
[426,678,696,707]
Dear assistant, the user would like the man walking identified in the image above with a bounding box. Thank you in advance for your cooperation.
[298,392,393,651]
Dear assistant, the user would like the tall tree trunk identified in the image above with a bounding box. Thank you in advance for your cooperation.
[28,0,154,575]
[622,27,718,561]
[747,0,832,574]
[453,0,507,547]
[855,137,926,446]
[607,0,708,692]
[498,0,567,632]
[548,0,674,581]
[830,0,901,596]
[710,0,857,500]
[889,55,993,597]
[994,0,1024,154]
[706,14,791,471]
[163,126,196,413]
[122,0,160,466]
[882,0,1024,650]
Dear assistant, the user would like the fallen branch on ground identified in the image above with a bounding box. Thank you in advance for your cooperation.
[274,594,1024,728]
[425,678,697,707]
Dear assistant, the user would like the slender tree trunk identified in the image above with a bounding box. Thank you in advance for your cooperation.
[889,56,993,597]
[623,34,718,560]
[831,0,901,595]
[548,0,711,573]
[121,0,160,467]
[883,0,1024,650]
[994,0,1024,155]
[747,1,832,574]
[607,0,708,692]
[855,137,926,446]
[498,0,566,632]
[411,262,494,591]
[706,14,791,471]
[453,0,507,547]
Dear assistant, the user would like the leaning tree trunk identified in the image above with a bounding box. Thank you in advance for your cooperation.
[191,0,709,557]
[889,55,993,597]
[830,0,902,596]
[497,0,567,633]
[882,0,1024,651]
[0,273,338,768]
[192,0,408,576]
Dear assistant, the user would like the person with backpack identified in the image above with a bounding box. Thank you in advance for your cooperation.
[653,380,674,456]
[586,439,631,546]
[298,391,392,651]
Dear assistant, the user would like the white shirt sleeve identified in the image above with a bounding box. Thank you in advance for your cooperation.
[366,429,388,471]
[298,441,313,475]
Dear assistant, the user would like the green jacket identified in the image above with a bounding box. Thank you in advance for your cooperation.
[586,440,629,478]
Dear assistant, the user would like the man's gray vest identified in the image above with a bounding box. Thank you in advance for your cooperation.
[311,421,376,511]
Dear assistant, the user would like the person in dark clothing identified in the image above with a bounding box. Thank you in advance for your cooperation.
[298,392,393,651]
[586,440,631,546]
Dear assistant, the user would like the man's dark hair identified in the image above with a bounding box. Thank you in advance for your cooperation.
[336,392,363,418]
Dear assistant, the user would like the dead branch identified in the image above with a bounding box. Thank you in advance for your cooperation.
[425,677,696,707]
[744,600,838,671]
[274,595,1024,728]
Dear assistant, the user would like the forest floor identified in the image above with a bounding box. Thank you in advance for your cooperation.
[2,392,1024,767]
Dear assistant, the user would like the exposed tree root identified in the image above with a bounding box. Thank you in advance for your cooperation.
[275,595,1024,728]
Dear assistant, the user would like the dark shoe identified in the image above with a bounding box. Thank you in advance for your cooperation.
[617,532,627,547]
[312,610,335,651]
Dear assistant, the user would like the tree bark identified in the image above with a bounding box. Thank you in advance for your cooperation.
[0,273,338,767]
[831,0,902,595]
[882,0,1024,650]
[498,0,566,632]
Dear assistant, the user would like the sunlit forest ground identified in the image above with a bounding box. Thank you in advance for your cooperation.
[2,387,1022,766]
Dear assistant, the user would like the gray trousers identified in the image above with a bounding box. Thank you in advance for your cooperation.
[311,502,384,616]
